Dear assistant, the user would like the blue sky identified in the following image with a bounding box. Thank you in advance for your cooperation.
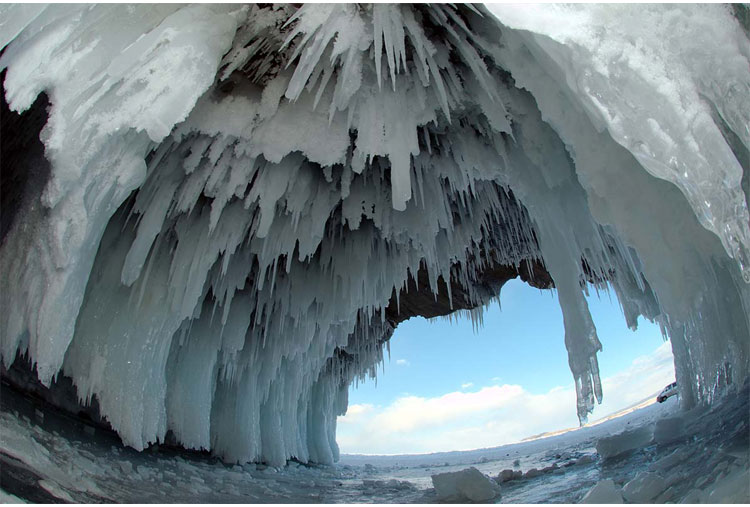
[337,278,676,455]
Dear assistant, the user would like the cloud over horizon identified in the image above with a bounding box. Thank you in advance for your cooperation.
[337,341,675,455]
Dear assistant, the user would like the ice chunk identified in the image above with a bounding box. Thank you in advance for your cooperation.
[649,448,691,473]
[431,467,500,502]
[680,488,708,504]
[580,479,624,504]
[706,467,750,503]
[621,471,667,503]
[0,490,26,504]
[38,480,75,503]
[596,426,653,460]
[656,486,677,503]
[362,479,416,491]
[118,461,134,475]
[653,416,685,445]
[574,455,595,466]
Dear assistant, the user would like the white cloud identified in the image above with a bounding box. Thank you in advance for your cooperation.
[338,403,375,425]
[337,342,675,455]
[461,382,474,389]
[395,359,410,366]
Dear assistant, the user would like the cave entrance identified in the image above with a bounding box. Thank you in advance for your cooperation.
[337,278,675,456]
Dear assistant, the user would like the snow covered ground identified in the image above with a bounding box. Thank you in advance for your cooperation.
[1,381,747,503]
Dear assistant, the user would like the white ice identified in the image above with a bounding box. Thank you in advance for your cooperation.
[0,4,748,467]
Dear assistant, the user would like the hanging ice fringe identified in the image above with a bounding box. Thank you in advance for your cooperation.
[0,4,748,465]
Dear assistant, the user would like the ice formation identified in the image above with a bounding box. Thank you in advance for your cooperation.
[1,4,748,466]
[580,479,624,504]
[431,467,499,502]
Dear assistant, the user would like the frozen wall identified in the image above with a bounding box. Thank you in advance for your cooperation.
[1,4,748,466]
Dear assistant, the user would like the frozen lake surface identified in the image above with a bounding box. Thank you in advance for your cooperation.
[1,382,748,503]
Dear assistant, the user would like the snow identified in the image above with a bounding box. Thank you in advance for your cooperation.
[0,3,748,469]
[430,467,500,501]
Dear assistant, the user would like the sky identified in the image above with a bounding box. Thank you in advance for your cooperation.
[337,278,676,455]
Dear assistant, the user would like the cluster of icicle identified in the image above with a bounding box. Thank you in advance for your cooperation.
[1,4,748,466]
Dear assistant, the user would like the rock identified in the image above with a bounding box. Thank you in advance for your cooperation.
[524,468,541,479]
[596,426,653,460]
[496,469,514,482]
[580,479,624,503]
[512,459,521,467]
[622,471,667,503]
[496,469,522,483]
[431,467,500,502]
[654,416,685,445]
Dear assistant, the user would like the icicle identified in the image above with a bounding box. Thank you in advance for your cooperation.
[1,3,747,468]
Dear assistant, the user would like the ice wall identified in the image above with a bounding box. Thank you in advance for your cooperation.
[1,4,748,465]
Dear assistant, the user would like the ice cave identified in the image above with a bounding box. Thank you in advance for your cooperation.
[0,3,748,503]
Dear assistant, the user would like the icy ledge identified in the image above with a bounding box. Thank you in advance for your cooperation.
[0,4,748,466]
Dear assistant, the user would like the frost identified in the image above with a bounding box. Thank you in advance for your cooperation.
[1,4,749,466]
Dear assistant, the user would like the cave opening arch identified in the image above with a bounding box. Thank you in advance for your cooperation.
[338,278,677,456]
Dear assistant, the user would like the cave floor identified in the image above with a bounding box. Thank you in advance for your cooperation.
[1,381,747,504]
